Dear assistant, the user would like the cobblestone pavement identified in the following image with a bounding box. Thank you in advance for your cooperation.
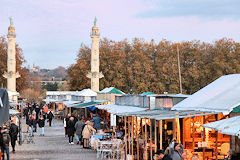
[11,118,97,160]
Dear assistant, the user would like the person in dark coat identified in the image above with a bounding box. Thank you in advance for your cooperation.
[67,117,75,144]
[28,115,34,136]
[9,121,18,152]
[1,126,10,160]
[33,118,38,132]
[35,105,40,120]
[38,115,45,136]
[47,110,54,127]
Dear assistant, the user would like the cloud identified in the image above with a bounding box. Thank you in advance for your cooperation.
[1,0,240,69]
[136,0,240,20]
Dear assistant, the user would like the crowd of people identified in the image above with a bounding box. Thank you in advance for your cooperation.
[64,113,106,148]
[23,103,54,137]
[0,103,55,160]
[0,120,19,160]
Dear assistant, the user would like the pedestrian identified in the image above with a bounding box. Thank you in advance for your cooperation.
[47,110,54,127]
[9,120,18,152]
[82,120,96,148]
[74,118,84,145]
[38,115,45,136]
[28,115,34,137]
[169,141,184,160]
[0,126,10,160]
[155,149,172,160]
[35,105,40,120]
[90,114,102,131]
[25,112,30,132]
[67,117,75,144]
[33,116,38,132]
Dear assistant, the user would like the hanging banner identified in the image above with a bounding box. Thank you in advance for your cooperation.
[0,89,9,125]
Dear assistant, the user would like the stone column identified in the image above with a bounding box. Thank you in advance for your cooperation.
[87,18,104,92]
[3,18,20,92]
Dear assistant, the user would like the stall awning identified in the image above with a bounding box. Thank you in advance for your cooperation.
[150,110,219,120]
[96,104,147,115]
[118,109,219,120]
[70,100,109,108]
[202,116,240,138]
[63,100,82,107]
[117,109,165,117]
[43,98,62,103]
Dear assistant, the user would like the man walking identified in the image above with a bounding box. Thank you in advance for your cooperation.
[90,114,102,131]
[67,117,75,144]
[74,118,84,145]
[47,110,54,127]
[9,120,18,152]
[38,115,45,136]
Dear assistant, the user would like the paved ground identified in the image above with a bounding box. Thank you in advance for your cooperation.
[10,118,97,160]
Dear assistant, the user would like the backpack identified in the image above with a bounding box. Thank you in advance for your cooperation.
[2,132,9,144]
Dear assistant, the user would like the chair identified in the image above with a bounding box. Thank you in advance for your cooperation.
[219,143,230,159]
[96,140,102,159]
[210,143,230,160]
[101,142,113,159]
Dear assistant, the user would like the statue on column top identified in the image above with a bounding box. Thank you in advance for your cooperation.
[9,17,14,26]
[94,17,97,26]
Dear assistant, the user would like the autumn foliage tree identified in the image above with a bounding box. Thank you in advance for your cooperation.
[68,38,240,94]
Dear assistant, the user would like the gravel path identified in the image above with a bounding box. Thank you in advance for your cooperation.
[10,118,97,160]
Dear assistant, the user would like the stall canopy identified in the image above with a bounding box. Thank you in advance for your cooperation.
[42,98,62,103]
[63,100,81,107]
[118,109,219,120]
[172,74,240,114]
[202,116,240,138]
[99,87,125,95]
[96,104,147,115]
[70,100,108,108]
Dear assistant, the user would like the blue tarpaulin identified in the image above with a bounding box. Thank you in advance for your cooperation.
[87,106,97,113]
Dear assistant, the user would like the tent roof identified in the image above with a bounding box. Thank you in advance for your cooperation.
[73,89,97,96]
[42,98,62,103]
[172,74,240,114]
[96,104,147,114]
[70,100,108,108]
[99,87,125,94]
[140,92,155,96]
[202,116,240,138]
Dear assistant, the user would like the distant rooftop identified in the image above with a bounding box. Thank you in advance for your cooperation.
[99,87,125,94]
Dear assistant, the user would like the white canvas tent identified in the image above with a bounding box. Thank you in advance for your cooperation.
[172,74,240,114]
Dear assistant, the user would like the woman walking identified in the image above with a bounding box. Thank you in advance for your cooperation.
[82,121,96,148]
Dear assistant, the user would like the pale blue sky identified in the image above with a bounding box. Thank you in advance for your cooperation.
[0,0,239,69]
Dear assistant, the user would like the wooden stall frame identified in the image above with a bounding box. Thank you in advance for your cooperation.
[144,119,147,160]
[125,116,128,159]
[136,117,139,160]
[150,119,153,160]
